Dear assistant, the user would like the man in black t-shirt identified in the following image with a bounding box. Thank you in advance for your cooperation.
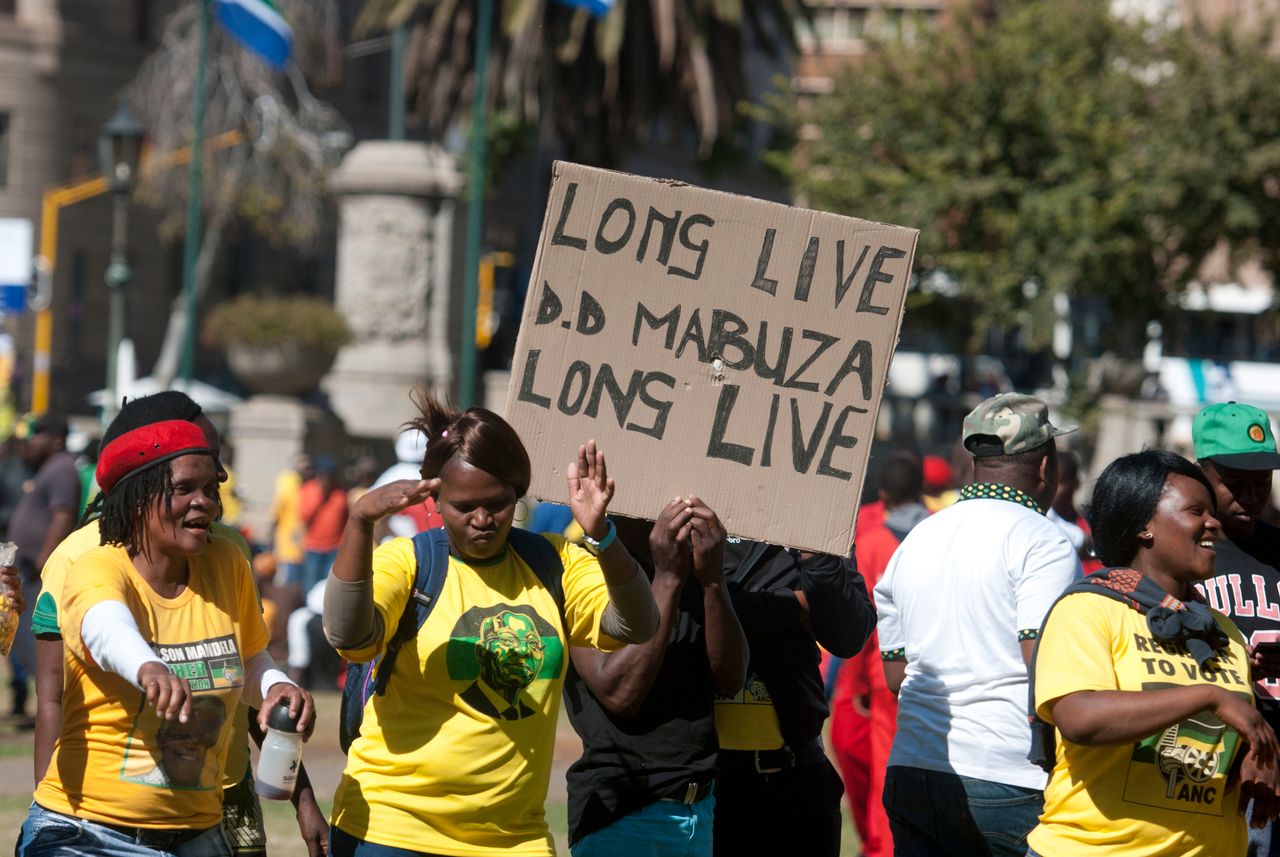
[713,536,875,857]
[563,497,747,857]
[1193,401,1280,855]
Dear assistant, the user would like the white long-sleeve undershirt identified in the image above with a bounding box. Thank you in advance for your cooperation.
[81,600,293,702]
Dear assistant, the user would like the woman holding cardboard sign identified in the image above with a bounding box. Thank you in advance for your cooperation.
[323,389,658,857]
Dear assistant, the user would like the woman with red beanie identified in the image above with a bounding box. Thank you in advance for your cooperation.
[18,419,313,856]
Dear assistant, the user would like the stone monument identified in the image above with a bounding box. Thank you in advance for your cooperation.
[322,140,462,438]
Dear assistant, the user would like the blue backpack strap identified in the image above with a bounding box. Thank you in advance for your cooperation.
[340,528,450,753]
[507,528,567,620]
[1026,568,1132,771]
[370,527,450,696]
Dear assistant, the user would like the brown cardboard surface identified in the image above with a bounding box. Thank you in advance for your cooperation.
[504,162,918,555]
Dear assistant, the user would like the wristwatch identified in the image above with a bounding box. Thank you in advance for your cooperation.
[582,519,617,556]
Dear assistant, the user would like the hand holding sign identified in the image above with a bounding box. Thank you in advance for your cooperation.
[567,440,615,540]
[684,497,727,587]
[649,497,695,584]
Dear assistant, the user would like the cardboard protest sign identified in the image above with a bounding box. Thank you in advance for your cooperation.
[504,162,917,555]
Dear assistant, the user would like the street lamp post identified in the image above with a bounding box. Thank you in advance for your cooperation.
[98,105,145,427]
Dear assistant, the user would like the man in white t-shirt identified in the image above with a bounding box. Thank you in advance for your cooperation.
[874,393,1081,857]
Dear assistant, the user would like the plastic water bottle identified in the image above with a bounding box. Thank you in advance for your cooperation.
[255,701,304,800]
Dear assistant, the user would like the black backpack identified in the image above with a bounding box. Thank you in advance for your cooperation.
[339,527,567,753]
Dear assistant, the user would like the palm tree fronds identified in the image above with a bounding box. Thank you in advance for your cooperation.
[361,0,802,165]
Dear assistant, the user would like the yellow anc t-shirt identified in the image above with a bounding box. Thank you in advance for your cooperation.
[330,533,621,856]
[1029,593,1251,857]
[714,669,785,750]
[33,519,256,788]
[271,470,304,565]
[35,536,268,830]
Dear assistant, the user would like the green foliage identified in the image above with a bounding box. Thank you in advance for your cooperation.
[468,112,537,192]
[771,0,1280,356]
[201,295,352,350]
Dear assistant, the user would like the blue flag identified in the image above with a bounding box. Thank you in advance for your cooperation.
[551,0,617,17]
[213,0,294,69]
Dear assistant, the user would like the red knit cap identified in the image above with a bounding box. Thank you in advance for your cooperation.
[96,419,212,494]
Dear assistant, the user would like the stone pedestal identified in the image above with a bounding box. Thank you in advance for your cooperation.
[229,396,346,543]
[322,141,462,438]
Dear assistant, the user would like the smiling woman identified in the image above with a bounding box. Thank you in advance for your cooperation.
[95,432,221,570]
[1024,450,1279,857]
[19,419,313,857]
[141,454,220,561]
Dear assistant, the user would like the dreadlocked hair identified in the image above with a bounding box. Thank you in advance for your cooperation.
[99,462,178,557]
[78,493,103,528]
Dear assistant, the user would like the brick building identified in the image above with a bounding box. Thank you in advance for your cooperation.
[0,0,180,416]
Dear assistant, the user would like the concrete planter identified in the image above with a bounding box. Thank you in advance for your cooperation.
[227,343,338,397]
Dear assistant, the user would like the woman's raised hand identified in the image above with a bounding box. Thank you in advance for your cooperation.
[352,478,439,525]
[567,439,614,540]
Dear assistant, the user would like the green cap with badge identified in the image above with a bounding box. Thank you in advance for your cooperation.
[1192,401,1280,470]
[962,393,1077,457]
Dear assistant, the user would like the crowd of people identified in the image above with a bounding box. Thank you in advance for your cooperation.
[7,383,1280,857]
[826,396,1280,857]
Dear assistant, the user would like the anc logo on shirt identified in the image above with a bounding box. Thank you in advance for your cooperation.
[1125,681,1241,815]
[716,671,773,705]
[446,604,564,721]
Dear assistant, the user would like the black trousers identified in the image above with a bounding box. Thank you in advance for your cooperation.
[712,757,844,857]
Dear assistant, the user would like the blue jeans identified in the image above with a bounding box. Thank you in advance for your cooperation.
[1248,799,1280,857]
[330,827,446,857]
[9,562,39,715]
[300,550,336,596]
[884,766,1043,857]
[572,795,715,857]
[17,803,230,857]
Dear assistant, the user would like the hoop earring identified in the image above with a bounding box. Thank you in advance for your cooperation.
[515,498,531,522]
[1138,531,1153,540]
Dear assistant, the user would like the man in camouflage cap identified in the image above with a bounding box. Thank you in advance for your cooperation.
[961,393,1077,460]
[874,393,1080,857]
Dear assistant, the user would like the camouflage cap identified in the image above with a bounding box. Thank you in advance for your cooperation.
[962,393,1077,457]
